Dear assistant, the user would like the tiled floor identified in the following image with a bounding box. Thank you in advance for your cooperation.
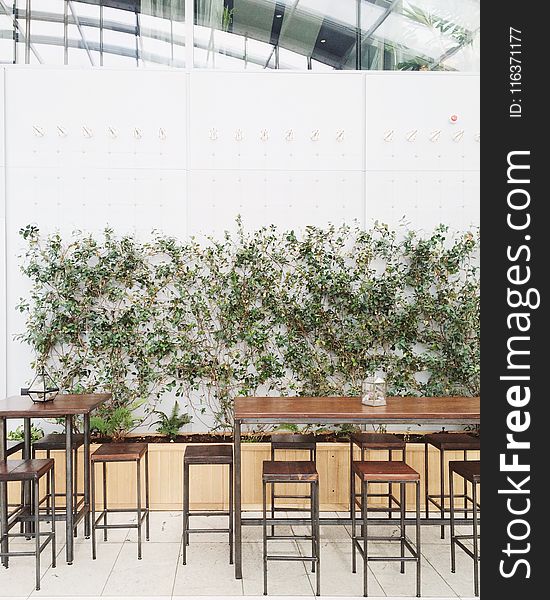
[0,512,479,599]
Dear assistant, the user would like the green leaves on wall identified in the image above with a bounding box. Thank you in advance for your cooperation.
[16,221,479,432]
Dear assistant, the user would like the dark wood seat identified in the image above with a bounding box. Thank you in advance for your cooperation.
[270,433,316,451]
[450,460,480,484]
[33,433,85,451]
[6,440,24,457]
[184,444,233,465]
[91,443,148,462]
[350,432,405,449]
[263,460,318,483]
[353,460,420,482]
[425,433,480,451]
[0,458,54,481]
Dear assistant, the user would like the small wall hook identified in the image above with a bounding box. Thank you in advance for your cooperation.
[383,129,394,142]
[32,125,45,138]
[82,125,93,138]
[159,127,167,140]
[260,129,269,142]
[234,128,244,142]
[107,126,118,139]
[208,128,218,141]
[429,129,441,143]
[56,125,67,138]
[474,132,480,143]
[406,129,418,142]
[452,129,465,142]
[133,128,142,140]
[285,129,294,142]
[336,129,345,142]
[310,129,320,141]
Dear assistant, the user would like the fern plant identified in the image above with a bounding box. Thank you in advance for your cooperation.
[152,402,192,441]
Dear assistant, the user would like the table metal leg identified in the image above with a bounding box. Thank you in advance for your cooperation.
[23,418,32,536]
[65,416,74,564]
[0,417,8,567]
[83,414,91,539]
[234,419,242,579]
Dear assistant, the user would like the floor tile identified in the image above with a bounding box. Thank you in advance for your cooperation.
[422,543,479,598]
[241,542,314,596]
[30,542,122,597]
[101,541,180,597]
[173,542,243,596]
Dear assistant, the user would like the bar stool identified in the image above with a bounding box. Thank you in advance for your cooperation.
[182,444,233,565]
[424,433,480,538]
[0,459,56,590]
[351,461,421,598]
[262,460,320,596]
[32,433,84,534]
[450,460,480,597]
[270,433,316,535]
[350,433,405,521]
[91,443,150,560]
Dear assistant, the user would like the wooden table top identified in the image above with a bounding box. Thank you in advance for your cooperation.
[234,396,480,423]
[0,393,111,418]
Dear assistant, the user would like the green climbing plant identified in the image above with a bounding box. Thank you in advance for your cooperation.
[16,221,479,435]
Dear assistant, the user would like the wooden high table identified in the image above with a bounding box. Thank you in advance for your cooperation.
[233,395,480,579]
[0,393,110,565]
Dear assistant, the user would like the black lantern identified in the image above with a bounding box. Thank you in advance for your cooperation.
[27,366,59,403]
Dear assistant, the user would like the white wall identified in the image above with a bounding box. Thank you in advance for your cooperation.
[0,67,479,427]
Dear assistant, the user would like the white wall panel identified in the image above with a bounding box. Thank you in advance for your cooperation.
[365,73,480,172]
[366,170,479,232]
[189,72,365,172]
[5,69,187,171]
[188,170,364,239]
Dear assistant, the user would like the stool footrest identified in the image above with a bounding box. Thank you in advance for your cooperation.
[186,528,231,534]
[186,511,230,517]
[266,555,317,562]
[454,539,480,560]
[267,535,314,541]
[273,494,312,500]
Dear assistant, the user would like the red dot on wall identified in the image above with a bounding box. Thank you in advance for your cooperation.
[450,114,458,123]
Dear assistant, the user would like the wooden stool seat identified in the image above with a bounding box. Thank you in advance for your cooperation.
[184,444,233,464]
[0,458,54,481]
[33,433,84,451]
[425,433,480,451]
[270,433,316,451]
[263,460,318,483]
[351,432,405,449]
[353,460,420,482]
[91,443,148,462]
[6,440,24,457]
[450,460,480,484]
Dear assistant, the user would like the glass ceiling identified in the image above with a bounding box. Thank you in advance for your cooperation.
[0,1,479,70]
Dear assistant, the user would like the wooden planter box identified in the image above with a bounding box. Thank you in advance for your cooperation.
[9,441,479,511]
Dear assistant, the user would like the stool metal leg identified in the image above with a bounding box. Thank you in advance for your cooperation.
[449,468,455,573]
[46,450,51,520]
[229,462,234,565]
[270,446,275,537]
[472,480,479,597]
[399,483,407,573]
[73,448,78,537]
[313,480,320,596]
[182,461,189,564]
[102,462,108,541]
[389,449,393,519]
[91,462,97,560]
[349,440,354,524]
[362,479,368,597]
[263,480,268,596]
[351,469,356,573]
[416,481,421,598]
[34,478,41,590]
[51,469,56,570]
[145,451,150,542]
[424,441,429,520]
[137,458,142,560]
[463,450,468,519]
[440,449,445,539]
